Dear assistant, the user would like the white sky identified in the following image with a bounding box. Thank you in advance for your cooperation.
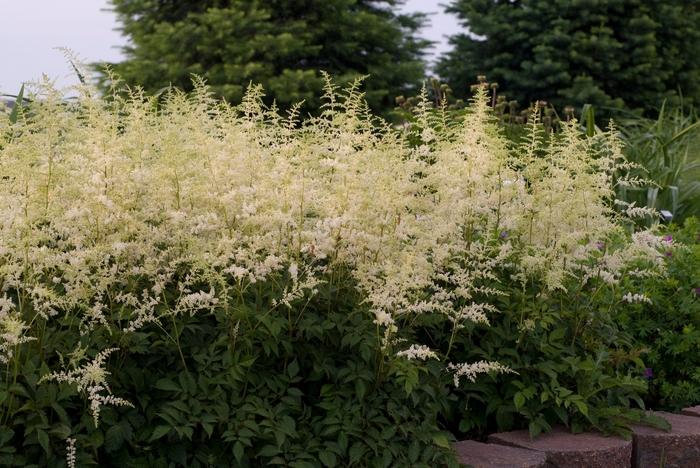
[402,0,460,63]
[0,0,460,95]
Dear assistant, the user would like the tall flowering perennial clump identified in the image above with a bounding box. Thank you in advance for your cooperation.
[0,74,671,456]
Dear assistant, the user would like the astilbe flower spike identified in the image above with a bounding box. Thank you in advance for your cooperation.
[40,348,133,427]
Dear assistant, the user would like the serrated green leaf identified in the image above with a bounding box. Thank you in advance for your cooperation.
[380,426,395,440]
[641,413,672,431]
[154,378,180,392]
[0,429,14,447]
[408,441,420,462]
[528,421,543,439]
[348,443,366,464]
[355,379,366,400]
[287,359,299,378]
[8,383,29,398]
[48,424,71,440]
[319,450,337,467]
[292,462,316,468]
[202,422,214,438]
[514,392,525,410]
[574,400,589,417]
[279,415,295,435]
[149,425,171,442]
[105,422,132,452]
[37,429,49,455]
[432,433,450,448]
[233,441,245,462]
[257,444,280,458]
[338,432,348,452]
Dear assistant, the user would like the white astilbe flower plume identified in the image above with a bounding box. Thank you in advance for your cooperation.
[40,348,133,427]
[0,296,36,363]
[396,344,439,361]
[448,361,514,387]
[622,292,653,304]
[66,437,76,468]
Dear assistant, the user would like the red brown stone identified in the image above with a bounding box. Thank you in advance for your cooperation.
[681,406,700,418]
[487,426,632,467]
[453,440,546,468]
[632,411,700,468]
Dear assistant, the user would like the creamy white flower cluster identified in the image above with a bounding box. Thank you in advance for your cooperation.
[447,360,513,387]
[272,263,321,309]
[622,292,653,304]
[0,296,35,364]
[396,344,439,361]
[66,437,76,468]
[40,348,133,426]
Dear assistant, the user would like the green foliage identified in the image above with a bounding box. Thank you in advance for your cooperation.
[617,102,700,222]
[438,0,700,116]
[102,0,430,114]
[0,272,458,467]
[618,218,700,410]
[405,233,671,440]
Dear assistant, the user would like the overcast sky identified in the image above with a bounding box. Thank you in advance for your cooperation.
[0,0,461,95]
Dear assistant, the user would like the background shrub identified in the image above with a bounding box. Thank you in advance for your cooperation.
[618,218,700,411]
[101,0,430,114]
[438,0,700,117]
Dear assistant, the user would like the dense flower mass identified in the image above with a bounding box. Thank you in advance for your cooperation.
[0,74,671,438]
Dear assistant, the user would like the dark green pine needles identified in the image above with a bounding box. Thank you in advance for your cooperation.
[101,0,431,114]
[437,0,700,116]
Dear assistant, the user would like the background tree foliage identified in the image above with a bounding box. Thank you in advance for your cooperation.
[437,0,700,115]
[102,0,430,113]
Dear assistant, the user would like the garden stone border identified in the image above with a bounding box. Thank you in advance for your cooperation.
[454,439,546,468]
[632,411,700,468]
[456,411,700,467]
[681,405,700,418]
[486,426,632,467]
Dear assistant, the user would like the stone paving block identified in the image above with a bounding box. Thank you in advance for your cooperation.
[487,426,632,468]
[681,405,700,418]
[454,440,546,468]
[632,411,700,468]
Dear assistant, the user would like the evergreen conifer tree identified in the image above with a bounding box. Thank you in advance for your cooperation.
[101,0,430,113]
[437,0,700,114]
